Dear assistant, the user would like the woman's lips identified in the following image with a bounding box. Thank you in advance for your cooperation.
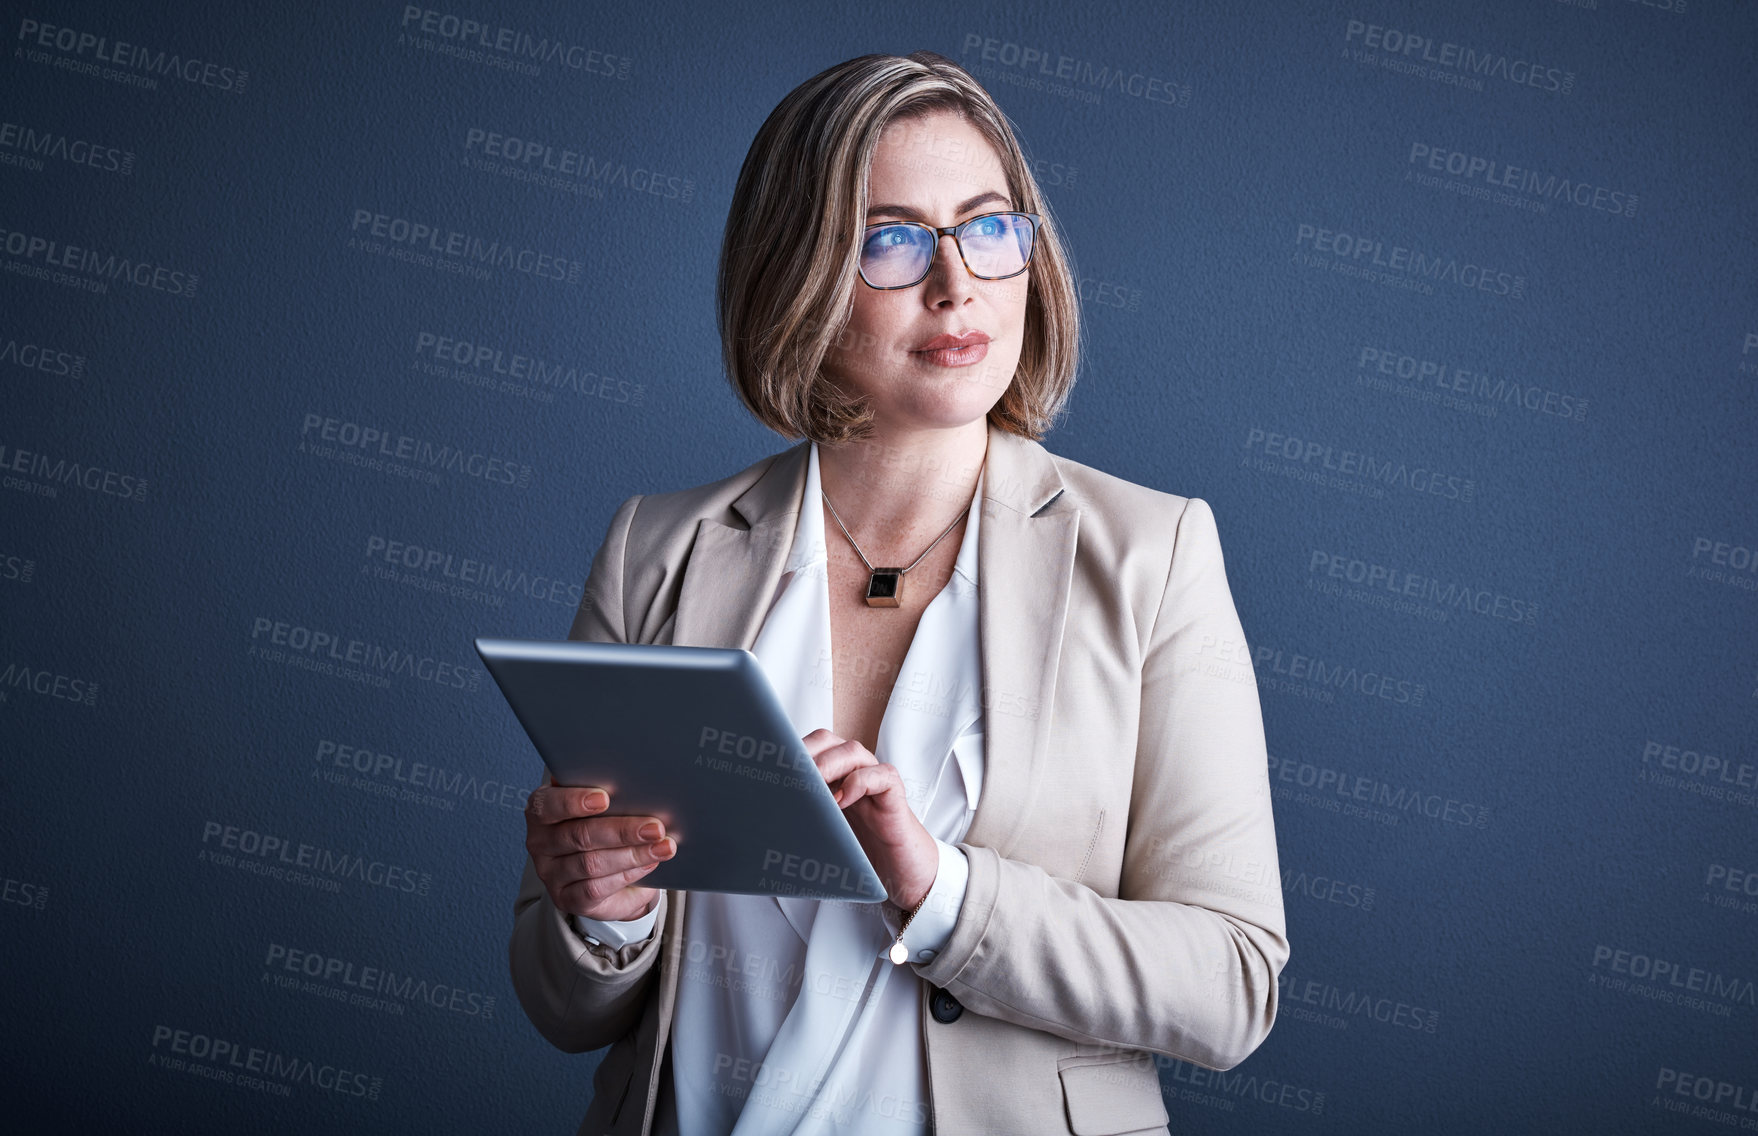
[912,332,991,367]
[913,341,990,367]
[916,331,991,351]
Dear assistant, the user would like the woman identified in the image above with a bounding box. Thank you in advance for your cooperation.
[510,50,1288,1136]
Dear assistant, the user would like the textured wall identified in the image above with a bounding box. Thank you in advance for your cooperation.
[4,0,1755,1132]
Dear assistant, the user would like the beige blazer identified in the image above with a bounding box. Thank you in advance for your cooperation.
[509,421,1289,1136]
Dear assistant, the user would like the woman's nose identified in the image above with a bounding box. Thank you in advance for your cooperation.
[923,233,975,302]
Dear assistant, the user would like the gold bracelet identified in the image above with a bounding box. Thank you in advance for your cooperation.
[888,890,929,965]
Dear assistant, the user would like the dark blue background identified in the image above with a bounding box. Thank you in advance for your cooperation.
[4,0,1755,1132]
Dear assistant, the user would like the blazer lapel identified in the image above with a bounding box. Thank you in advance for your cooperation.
[667,423,1076,862]
[965,425,1077,859]
[669,441,810,652]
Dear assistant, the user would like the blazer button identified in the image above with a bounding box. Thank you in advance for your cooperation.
[929,987,963,1024]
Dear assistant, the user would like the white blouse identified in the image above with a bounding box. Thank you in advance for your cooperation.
[576,440,987,1135]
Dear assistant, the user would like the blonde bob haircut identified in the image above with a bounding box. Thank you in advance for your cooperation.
[717,50,1081,445]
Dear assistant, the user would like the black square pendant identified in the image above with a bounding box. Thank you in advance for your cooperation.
[865,569,903,607]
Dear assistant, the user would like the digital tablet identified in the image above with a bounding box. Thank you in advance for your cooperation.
[475,637,887,903]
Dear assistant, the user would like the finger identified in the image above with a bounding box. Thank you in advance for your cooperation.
[550,834,677,888]
[529,812,666,858]
[832,763,905,809]
[526,784,613,825]
[802,731,878,765]
[810,739,878,786]
[553,814,668,857]
[563,861,665,912]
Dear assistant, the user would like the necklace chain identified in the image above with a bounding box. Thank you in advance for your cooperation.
[820,491,970,577]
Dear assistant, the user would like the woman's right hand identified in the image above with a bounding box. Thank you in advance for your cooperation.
[525,773,676,922]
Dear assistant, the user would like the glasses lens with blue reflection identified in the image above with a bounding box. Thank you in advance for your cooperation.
[858,212,1036,288]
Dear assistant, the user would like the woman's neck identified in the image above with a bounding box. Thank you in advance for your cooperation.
[815,420,987,549]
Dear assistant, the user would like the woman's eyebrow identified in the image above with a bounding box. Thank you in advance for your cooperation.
[866,190,1011,222]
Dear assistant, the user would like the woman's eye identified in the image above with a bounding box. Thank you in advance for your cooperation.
[866,228,911,253]
[964,218,1008,245]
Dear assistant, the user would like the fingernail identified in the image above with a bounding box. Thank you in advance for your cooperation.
[639,821,663,840]
[587,792,608,810]
[654,838,675,858]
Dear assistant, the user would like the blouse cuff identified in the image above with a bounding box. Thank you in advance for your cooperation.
[881,838,970,964]
[572,902,660,950]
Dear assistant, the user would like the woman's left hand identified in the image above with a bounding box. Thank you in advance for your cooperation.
[802,728,938,910]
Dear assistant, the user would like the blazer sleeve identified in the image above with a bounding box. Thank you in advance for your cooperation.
[915,496,1290,1071]
[508,493,673,1054]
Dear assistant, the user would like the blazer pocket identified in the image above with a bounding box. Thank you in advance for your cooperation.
[591,1036,638,1128]
[1056,1055,1169,1136]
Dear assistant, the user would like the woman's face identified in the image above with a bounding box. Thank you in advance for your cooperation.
[821,108,1031,435]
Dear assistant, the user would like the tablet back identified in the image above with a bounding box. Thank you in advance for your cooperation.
[476,638,886,903]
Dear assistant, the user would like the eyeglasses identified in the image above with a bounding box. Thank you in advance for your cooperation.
[857,210,1042,290]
